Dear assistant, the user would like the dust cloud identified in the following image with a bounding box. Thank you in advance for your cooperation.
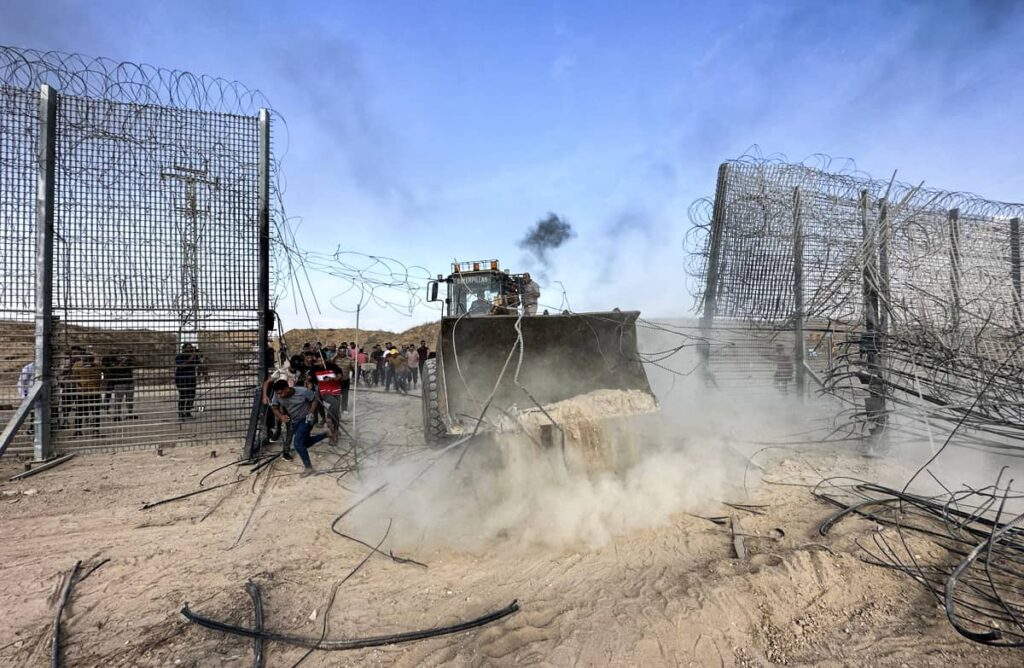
[346,323,813,553]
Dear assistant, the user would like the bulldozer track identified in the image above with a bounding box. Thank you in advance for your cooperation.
[422,358,448,445]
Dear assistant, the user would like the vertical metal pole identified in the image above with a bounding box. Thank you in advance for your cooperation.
[877,199,891,335]
[948,208,962,332]
[860,191,879,332]
[34,84,57,461]
[791,186,805,402]
[257,109,271,383]
[699,163,730,381]
[877,197,891,402]
[352,301,360,471]
[860,191,886,443]
[1010,217,1021,331]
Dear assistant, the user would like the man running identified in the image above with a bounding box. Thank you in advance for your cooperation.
[270,379,324,477]
[389,346,409,394]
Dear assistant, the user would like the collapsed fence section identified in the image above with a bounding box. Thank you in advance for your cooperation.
[690,156,1024,450]
[0,47,273,458]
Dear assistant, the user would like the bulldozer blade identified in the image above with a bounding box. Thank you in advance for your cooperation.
[435,311,654,426]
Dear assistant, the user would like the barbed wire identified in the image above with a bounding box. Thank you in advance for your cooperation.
[689,149,1024,453]
[0,45,272,114]
[289,246,434,317]
[0,44,434,330]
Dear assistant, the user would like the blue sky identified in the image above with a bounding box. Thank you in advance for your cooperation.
[5,0,1024,331]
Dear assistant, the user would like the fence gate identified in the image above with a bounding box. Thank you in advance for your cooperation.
[0,47,272,458]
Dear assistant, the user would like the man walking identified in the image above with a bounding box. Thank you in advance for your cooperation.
[270,378,324,477]
[336,350,356,413]
[417,340,429,379]
[174,343,202,420]
[406,345,420,388]
[390,346,409,394]
[371,344,384,386]
[70,352,103,437]
[106,350,136,421]
[383,343,395,391]
[18,360,35,436]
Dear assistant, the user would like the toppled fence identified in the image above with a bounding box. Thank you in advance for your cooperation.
[0,47,274,458]
[690,155,1024,450]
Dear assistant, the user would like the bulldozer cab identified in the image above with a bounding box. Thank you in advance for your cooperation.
[428,260,522,317]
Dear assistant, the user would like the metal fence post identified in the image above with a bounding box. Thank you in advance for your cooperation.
[244,108,272,461]
[948,208,962,332]
[1011,217,1021,331]
[699,163,730,383]
[34,84,57,461]
[860,191,879,332]
[257,109,271,382]
[792,186,805,402]
[878,198,891,338]
[860,190,886,442]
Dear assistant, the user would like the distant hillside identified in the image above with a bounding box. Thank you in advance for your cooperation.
[283,321,441,352]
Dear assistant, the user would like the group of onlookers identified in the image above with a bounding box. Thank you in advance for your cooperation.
[17,347,141,438]
[14,344,208,438]
[261,338,432,475]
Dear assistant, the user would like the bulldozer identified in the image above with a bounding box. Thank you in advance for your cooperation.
[421,260,657,452]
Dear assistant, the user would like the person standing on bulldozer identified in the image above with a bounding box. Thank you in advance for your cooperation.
[521,273,541,316]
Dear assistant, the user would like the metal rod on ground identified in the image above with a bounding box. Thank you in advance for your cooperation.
[51,559,81,668]
[140,478,245,510]
[245,581,265,668]
[35,83,58,462]
[0,383,42,458]
[180,599,520,651]
[9,453,74,481]
[792,186,805,402]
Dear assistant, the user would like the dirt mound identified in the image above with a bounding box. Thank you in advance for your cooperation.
[283,320,441,351]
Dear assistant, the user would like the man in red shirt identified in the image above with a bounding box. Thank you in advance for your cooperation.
[308,355,349,439]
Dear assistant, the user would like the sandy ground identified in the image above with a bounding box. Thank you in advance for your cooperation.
[0,387,1021,667]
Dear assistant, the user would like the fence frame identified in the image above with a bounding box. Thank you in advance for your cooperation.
[1,81,272,460]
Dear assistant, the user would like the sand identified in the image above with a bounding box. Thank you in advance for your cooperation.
[0,388,1019,666]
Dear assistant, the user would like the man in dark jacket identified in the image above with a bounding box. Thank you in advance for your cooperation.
[417,340,429,379]
[174,343,203,419]
[106,350,136,421]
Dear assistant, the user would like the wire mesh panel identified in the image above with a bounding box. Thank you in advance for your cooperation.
[0,46,271,456]
[695,157,1024,333]
[0,85,38,454]
[49,95,261,452]
[690,156,1024,447]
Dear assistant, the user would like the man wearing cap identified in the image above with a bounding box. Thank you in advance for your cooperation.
[521,273,541,316]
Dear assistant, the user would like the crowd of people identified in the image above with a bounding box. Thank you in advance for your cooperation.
[261,338,431,475]
[14,344,209,439]
[18,347,144,437]
[12,334,430,467]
